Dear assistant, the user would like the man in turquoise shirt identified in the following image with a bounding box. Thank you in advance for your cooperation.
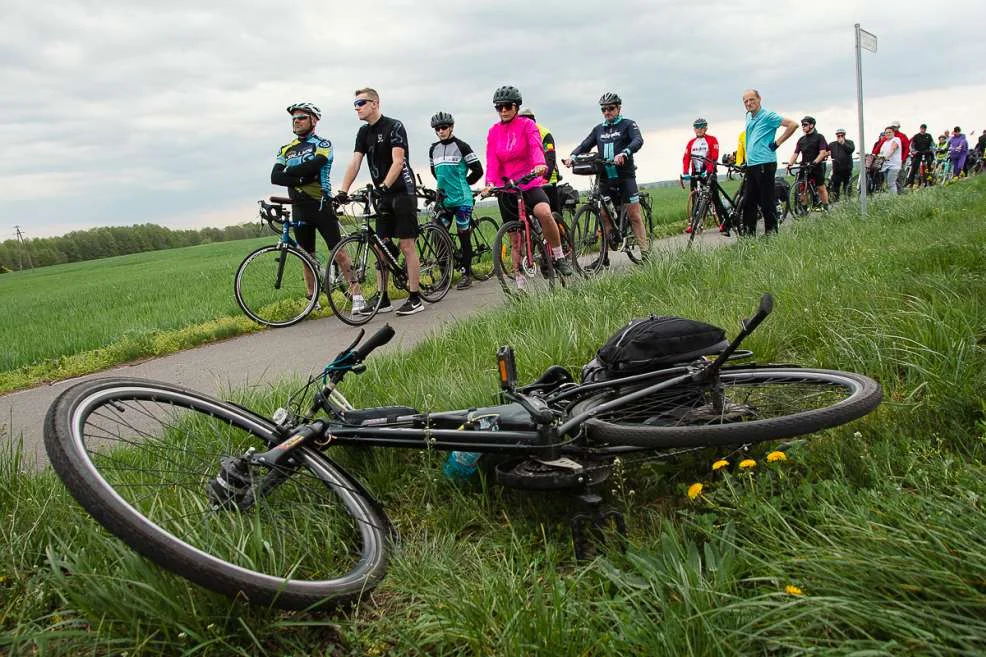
[741,89,798,235]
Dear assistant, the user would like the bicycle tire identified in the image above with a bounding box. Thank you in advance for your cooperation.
[415,224,454,302]
[553,213,582,282]
[789,180,809,217]
[234,245,319,328]
[468,216,498,281]
[619,205,643,265]
[571,204,608,274]
[639,193,655,238]
[326,234,385,326]
[571,367,882,448]
[43,377,391,610]
[688,194,708,244]
[493,220,556,295]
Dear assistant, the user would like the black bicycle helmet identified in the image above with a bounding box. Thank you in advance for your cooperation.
[693,117,708,128]
[430,111,454,128]
[599,92,622,106]
[801,115,816,125]
[286,102,321,120]
[493,85,522,105]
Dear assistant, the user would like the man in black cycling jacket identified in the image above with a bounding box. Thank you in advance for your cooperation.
[563,92,650,258]
[906,124,935,187]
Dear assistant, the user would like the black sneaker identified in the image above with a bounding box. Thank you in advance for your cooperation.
[608,230,623,249]
[553,258,575,277]
[395,297,424,316]
[358,294,392,315]
[456,274,473,290]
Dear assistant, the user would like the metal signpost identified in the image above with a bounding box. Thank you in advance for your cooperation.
[855,24,877,215]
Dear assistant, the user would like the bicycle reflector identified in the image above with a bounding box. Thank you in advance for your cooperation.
[496,346,517,390]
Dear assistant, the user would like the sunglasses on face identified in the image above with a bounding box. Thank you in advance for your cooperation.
[291,115,310,121]
[354,99,373,108]
[601,105,619,113]
[494,103,515,112]
[802,123,812,127]
[434,125,452,132]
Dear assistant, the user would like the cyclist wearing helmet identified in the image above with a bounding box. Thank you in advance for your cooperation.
[482,85,575,287]
[681,118,730,234]
[786,116,830,209]
[563,92,649,257]
[428,111,484,290]
[337,88,424,316]
[518,108,562,213]
[272,102,352,301]
[828,129,855,201]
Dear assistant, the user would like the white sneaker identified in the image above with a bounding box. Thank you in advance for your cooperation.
[351,294,366,314]
[515,275,527,291]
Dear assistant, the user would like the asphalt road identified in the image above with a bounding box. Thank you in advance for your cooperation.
[2,230,726,469]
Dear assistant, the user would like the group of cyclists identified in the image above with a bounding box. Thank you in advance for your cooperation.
[271,86,648,310]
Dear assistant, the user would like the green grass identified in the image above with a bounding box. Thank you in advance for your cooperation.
[0,192,692,393]
[2,178,986,654]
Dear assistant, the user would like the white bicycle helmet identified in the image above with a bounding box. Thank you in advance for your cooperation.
[286,102,321,120]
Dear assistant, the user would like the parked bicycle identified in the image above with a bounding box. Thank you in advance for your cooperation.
[325,186,454,326]
[787,164,822,217]
[44,294,883,610]
[568,154,648,272]
[417,185,498,283]
[234,197,349,328]
[489,173,580,295]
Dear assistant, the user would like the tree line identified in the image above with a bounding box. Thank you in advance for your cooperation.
[0,222,266,272]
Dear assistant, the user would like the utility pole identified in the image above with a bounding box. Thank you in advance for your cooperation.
[14,225,34,270]
[855,24,878,216]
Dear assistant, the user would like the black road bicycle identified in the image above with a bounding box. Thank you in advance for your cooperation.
[417,186,498,282]
[325,187,454,326]
[44,294,882,610]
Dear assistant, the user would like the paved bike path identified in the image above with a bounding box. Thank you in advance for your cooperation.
[2,230,726,469]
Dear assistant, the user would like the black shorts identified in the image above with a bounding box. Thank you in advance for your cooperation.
[292,199,342,254]
[805,164,826,186]
[542,184,560,213]
[497,186,551,223]
[375,193,419,240]
[599,177,640,204]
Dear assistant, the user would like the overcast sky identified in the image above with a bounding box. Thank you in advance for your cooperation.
[3,0,985,239]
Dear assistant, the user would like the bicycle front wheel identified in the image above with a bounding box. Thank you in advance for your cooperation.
[789,181,809,217]
[688,194,709,244]
[234,245,319,328]
[327,234,385,326]
[493,220,555,295]
[571,204,608,274]
[43,377,391,610]
[468,216,499,281]
[572,367,882,448]
[416,224,454,302]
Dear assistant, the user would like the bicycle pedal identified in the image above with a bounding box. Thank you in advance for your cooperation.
[533,457,584,471]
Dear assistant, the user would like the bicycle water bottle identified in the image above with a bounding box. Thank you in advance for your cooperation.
[443,451,481,480]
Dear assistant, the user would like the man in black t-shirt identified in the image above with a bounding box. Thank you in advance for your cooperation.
[828,128,855,202]
[338,88,423,316]
[787,116,830,209]
[906,124,935,187]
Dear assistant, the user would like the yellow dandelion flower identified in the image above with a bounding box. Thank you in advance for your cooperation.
[712,459,729,471]
[785,585,804,596]
[738,459,757,469]
[687,482,704,500]
[766,451,787,462]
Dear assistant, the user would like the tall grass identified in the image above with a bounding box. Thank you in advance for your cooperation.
[2,179,985,655]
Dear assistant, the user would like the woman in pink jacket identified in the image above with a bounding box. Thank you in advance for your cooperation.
[482,85,574,287]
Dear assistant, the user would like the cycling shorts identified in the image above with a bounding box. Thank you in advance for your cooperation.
[497,186,551,224]
[439,206,473,232]
[600,177,640,204]
[375,193,418,240]
[804,164,826,187]
[292,199,342,254]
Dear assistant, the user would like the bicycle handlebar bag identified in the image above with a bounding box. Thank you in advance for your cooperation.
[581,316,728,383]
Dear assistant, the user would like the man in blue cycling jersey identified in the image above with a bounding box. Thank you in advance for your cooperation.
[563,92,650,259]
[428,111,484,289]
[271,101,351,302]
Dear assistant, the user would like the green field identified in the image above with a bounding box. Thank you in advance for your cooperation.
[0,188,693,393]
[2,178,985,655]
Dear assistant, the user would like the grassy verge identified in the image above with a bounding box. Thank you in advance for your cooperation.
[2,179,986,655]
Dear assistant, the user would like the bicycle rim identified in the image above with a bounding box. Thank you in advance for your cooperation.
[493,221,553,295]
[326,235,384,326]
[234,246,318,328]
[416,224,453,302]
[574,367,882,448]
[571,205,607,274]
[467,216,498,281]
[43,378,391,610]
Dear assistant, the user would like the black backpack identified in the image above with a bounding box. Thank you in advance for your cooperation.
[581,316,728,383]
[557,182,580,209]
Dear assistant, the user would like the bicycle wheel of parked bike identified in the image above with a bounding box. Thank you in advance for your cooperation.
[687,193,710,244]
[415,224,454,302]
[571,367,881,448]
[44,377,391,611]
[639,192,656,238]
[789,180,810,217]
[463,216,498,281]
[571,204,608,274]
[326,234,385,326]
[493,220,556,295]
[234,244,320,328]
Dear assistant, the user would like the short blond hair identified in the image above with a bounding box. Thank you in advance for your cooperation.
[354,88,379,102]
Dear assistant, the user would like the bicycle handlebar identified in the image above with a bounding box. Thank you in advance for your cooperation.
[353,324,395,362]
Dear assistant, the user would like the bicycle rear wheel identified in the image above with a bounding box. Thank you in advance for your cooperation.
[44,377,391,610]
[572,367,882,448]
[326,234,385,326]
[468,216,498,281]
[571,204,608,274]
[493,220,555,295]
[234,245,319,328]
[415,224,454,302]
